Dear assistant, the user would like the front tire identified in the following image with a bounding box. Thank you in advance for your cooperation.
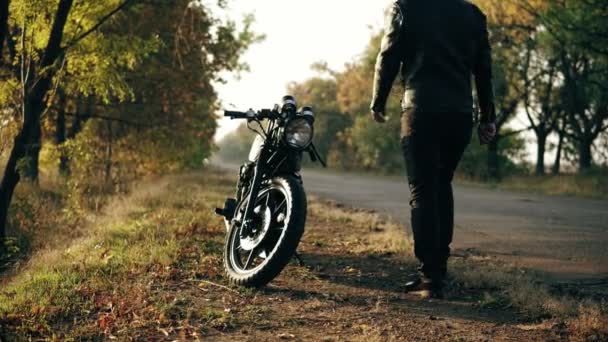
[224,175,306,287]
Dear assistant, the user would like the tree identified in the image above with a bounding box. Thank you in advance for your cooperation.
[519,38,562,175]
[542,0,608,58]
[486,46,524,179]
[559,51,608,171]
[542,1,608,171]
[1,0,78,246]
[551,113,568,174]
[0,0,257,248]
[106,2,257,172]
[473,0,548,179]
[516,0,608,171]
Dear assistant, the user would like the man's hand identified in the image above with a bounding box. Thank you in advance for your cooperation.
[478,122,497,145]
[371,110,387,123]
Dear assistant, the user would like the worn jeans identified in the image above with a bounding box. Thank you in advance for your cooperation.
[401,109,473,278]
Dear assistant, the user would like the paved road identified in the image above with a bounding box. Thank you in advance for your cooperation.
[216,162,608,280]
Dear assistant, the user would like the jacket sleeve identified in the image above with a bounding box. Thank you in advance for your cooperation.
[473,12,497,123]
[370,2,405,113]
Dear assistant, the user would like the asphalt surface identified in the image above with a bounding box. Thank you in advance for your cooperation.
[216,162,608,281]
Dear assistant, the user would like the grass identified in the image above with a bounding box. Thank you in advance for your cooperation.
[500,173,608,199]
[0,168,606,340]
[449,258,579,317]
[456,171,608,200]
[447,253,608,341]
[308,198,414,257]
[0,171,233,339]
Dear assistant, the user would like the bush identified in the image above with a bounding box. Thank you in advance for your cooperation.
[458,129,528,180]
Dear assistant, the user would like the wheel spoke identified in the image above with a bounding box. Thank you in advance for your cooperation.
[244,247,258,269]
[264,191,271,208]
[231,185,291,273]
[273,198,286,216]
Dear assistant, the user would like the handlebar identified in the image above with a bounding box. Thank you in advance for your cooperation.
[224,109,277,120]
[224,110,250,119]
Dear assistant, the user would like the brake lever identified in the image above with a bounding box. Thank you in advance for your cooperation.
[308,149,318,163]
[309,143,327,168]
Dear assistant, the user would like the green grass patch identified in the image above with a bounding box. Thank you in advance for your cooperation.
[0,170,234,339]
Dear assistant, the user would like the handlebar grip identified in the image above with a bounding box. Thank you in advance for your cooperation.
[224,110,248,119]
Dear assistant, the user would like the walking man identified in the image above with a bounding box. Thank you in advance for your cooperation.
[370,0,497,298]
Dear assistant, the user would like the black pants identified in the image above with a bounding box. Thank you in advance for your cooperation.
[401,109,473,278]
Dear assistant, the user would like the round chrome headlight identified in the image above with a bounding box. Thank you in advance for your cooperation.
[284,118,313,149]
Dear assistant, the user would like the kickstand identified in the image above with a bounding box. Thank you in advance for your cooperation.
[293,251,305,267]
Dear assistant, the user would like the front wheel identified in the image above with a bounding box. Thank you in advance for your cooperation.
[224,175,306,287]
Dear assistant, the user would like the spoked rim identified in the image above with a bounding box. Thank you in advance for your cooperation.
[228,183,292,275]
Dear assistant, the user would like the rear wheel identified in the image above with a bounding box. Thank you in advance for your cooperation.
[224,176,306,287]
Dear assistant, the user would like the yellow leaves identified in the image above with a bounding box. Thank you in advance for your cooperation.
[336,64,373,115]
[474,0,548,27]
[0,78,19,108]
[8,0,54,49]
[64,33,159,103]
[7,0,162,104]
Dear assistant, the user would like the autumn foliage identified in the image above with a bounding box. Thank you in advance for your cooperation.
[0,0,257,248]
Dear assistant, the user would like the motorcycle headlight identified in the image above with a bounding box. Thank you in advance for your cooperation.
[284,118,313,149]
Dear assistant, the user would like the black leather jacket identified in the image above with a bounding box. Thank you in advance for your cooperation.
[370,0,496,123]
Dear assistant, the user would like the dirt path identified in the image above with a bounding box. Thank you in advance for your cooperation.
[197,197,565,341]
[215,161,608,282]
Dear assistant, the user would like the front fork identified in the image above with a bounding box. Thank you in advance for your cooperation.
[239,158,264,238]
[215,159,266,234]
[239,144,275,238]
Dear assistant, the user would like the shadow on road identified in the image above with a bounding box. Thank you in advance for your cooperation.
[260,251,524,325]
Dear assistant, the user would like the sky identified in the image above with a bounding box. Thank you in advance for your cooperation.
[213,0,386,140]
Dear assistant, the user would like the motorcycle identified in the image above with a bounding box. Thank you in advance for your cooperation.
[215,95,326,287]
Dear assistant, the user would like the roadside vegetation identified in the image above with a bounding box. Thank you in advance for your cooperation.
[1,170,606,340]
[456,169,608,200]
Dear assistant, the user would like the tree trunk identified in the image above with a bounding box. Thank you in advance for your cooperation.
[0,0,9,60]
[104,121,113,186]
[67,102,83,139]
[552,129,565,175]
[578,139,593,172]
[22,117,42,182]
[535,131,547,176]
[0,135,25,243]
[55,92,69,175]
[0,0,74,241]
[487,138,500,180]
[0,115,39,243]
